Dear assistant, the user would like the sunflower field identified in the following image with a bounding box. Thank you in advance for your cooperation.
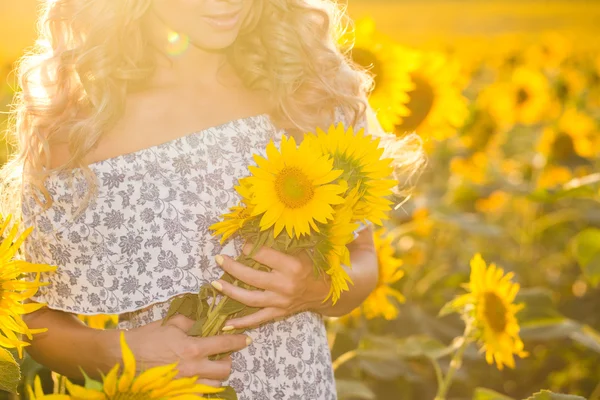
[1,0,600,399]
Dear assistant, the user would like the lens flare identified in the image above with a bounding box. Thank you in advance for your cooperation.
[166,30,190,56]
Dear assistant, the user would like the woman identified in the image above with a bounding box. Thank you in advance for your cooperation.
[0,0,414,399]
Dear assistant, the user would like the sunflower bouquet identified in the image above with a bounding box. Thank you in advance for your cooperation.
[164,123,399,340]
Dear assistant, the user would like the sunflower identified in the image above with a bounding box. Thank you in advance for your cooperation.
[66,332,223,399]
[77,314,118,330]
[450,152,489,185]
[459,105,503,152]
[347,18,418,132]
[27,376,71,400]
[452,253,528,370]
[304,124,396,226]
[475,191,510,214]
[587,53,600,109]
[537,107,598,165]
[536,166,573,189]
[209,204,254,244]
[525,32,571,71]
[482,67,550,126]
[314,191,361,304]
[412,207,434,237]
[247,135,346,238]
[360,228,405,320]
[552,66,586,106]
[0,214,57,357]
[395,50,469,141]
[484,35,527,72]
[210,177,259,244]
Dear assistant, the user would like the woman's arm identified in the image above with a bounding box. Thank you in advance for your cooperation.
[24,307,121,379]
[24,306,251,383]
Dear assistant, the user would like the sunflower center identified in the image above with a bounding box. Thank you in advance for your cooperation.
[482,291,508,333]
[112,391,152,400]
[397,73,435,132]
[551,132,576,163]
[516,88,530,105]
[274,167,315,209]
[467,108,497,150]
[333,153,364,188]
[555,79,570,101]
[352,47,383,89]
[590,71,600,87]
[504,53,522,69]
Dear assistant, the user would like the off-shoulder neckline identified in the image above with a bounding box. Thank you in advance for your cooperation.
[47,113,272,176]
[88,113,271,167]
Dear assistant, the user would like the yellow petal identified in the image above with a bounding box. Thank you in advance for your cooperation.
[103,364,120,397]
[117,332,136,392]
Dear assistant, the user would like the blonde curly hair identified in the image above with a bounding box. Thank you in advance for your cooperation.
[1,0,424,223]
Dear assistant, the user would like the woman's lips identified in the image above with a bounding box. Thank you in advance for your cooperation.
[202,10,242,30]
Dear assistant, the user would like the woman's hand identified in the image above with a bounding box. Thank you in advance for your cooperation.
[125,315,251,387]
[211,243,332,330]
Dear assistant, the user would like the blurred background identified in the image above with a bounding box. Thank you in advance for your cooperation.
[1,0,600,399]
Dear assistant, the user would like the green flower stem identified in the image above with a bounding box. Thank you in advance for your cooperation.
[201,257,263,337]
[434,325,472,400]
[431,358,444,392]
[332,349,358,371]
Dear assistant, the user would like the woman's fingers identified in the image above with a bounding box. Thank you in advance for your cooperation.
[197,334,252,357]
[199,358,233,381]
[164,314,195,332]
[211,279,278,308]
[179,358,232,381]
[224,307,286,330]
[216,255,275,291]
[241,243,300,273]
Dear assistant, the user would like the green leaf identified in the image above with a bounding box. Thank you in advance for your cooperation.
[358,351,409,380]
[219,298,248,316]
[571,228,600,287]
[205,386,238,400]
[357,336,410,380]
[188,316,208,336]
[517,288,600,353]
[163,294,199,322]
[395,335,451,360]
[197,299,209,322]
[163,295,186,323]
[473,387,515,400]
[80,369,104,391]
[515,288,562,322]
[336,379,375,400]
[438,300,457,317]
[520,319,600,353]
[524,390,586,400]
[182,294,200,319]
[438,294,470,317]
[0,347,20,393]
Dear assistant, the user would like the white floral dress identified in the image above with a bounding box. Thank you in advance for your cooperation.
[21,111,368,400]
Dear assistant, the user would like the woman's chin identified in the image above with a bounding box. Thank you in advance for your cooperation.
[190,32,242,52]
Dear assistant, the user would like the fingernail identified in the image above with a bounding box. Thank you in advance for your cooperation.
[246,336,253,346]
[211,281,223,291]
[215,254,224,266]
[222,325,234,332]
